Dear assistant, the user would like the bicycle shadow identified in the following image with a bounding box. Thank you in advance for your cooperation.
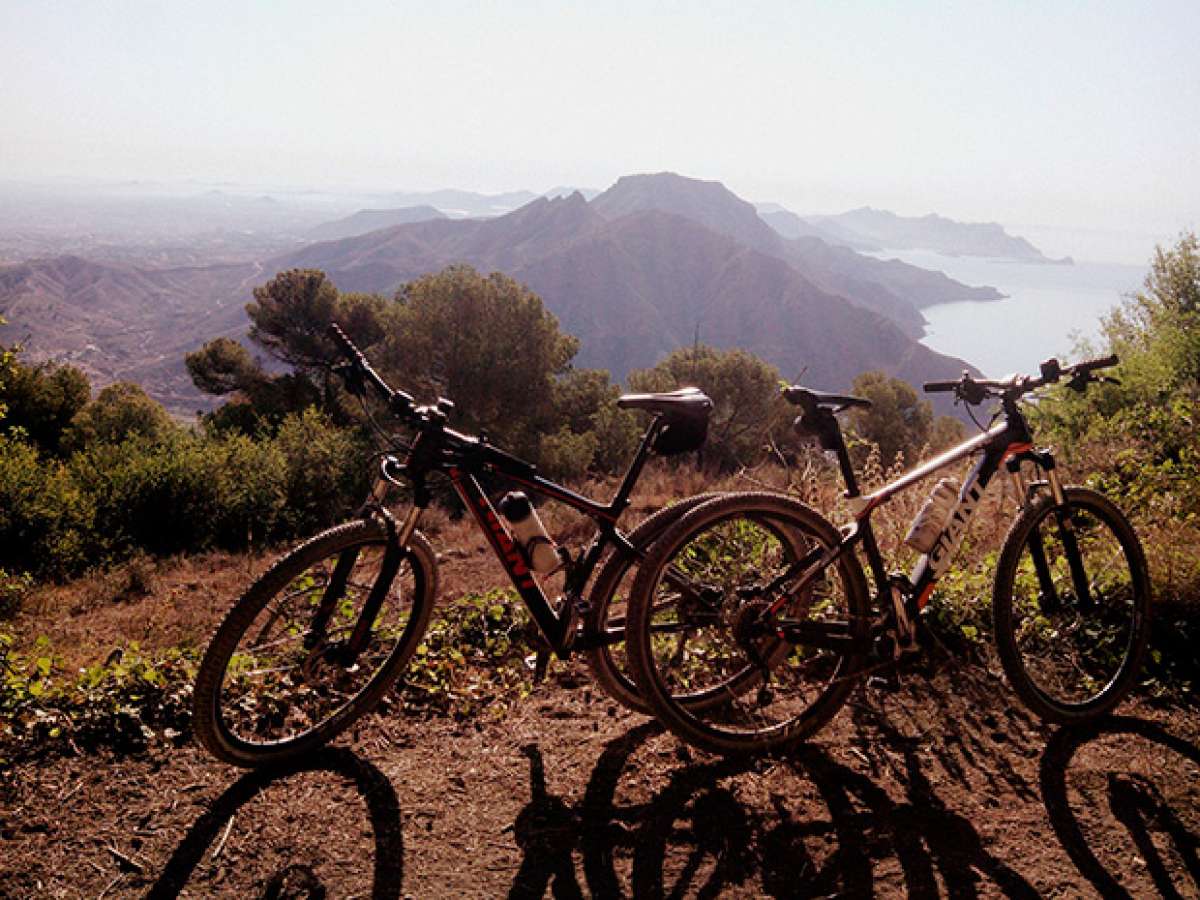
[507,719,1039,898]
[1040,716,1200,899]
[146,748,403,899]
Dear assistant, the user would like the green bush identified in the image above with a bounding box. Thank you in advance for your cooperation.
[272,408,368,536]
[0,569,32,619]
[0,634,196,762]
[0,433,95,579]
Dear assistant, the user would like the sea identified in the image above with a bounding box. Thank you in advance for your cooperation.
[868,231,1158,378]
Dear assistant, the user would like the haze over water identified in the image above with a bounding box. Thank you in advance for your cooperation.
[876,240,1150,378]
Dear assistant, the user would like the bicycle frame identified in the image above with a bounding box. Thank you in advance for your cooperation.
[447,421,659,658]
[773,403,1063,652]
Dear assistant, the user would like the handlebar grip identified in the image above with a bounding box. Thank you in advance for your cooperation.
[923,381,959,393]
[327,322,365,363]
[326,321,406,407]
[1074,353,1119,373]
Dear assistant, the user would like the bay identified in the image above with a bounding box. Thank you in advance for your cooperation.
[867,248,1148,378]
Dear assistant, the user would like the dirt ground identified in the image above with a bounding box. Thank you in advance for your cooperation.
[3,655,1198,899]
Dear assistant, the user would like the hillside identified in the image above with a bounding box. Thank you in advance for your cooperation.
[810,207,1069,262]
[307,205,446,241]
[0,255,252,412]
[590,174,1002,335]
[4,519,1197,896]
[1,174,997,414]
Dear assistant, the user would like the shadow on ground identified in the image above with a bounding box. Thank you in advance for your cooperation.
[1041,716,1200,899]
[146,748,402,899]
[507,722,1040,898]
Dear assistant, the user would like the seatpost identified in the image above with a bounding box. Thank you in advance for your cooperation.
[826,415,862,497]
[610,415,662,513]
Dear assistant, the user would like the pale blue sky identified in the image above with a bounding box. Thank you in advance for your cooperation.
[2,1,1196,236]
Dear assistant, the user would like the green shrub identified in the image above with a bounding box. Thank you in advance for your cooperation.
[272,408,367,536]
[401,589,532,717]
[0,634,196,762]
[0,433,95,579]
[0,569,32,619]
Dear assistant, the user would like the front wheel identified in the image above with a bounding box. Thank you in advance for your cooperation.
[992,487,1150,724]
[626,492,870,755]
[193,518,438,767]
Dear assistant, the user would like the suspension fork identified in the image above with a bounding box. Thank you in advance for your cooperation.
[1019,455,1092,612]
[315,505,423,661]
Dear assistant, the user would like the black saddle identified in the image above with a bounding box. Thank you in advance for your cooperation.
[782,385,872,412]
[617,387,713,456]
[617,387,713,417]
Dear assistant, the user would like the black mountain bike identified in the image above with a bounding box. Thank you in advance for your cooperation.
[625,355,1151,754]
[193,324,714,767]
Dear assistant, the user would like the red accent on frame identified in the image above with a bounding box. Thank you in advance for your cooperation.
[451,473,537,591]
[1002,442,1034,461]
[916,583,936,610]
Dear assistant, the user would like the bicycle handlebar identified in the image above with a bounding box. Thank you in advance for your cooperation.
[326,322,538,476]
[923,354,1119,405]
[327,323,415,413]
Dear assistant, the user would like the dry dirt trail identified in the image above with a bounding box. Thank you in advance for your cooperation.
[3,662,1198,898]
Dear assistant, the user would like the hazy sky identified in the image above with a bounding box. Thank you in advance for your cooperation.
[2,1,1197,237]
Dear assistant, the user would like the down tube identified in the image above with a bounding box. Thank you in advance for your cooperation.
[449,470,571,649]
[909,445,1007,609]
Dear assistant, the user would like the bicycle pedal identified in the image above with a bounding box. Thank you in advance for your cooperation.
[866,672,903,693]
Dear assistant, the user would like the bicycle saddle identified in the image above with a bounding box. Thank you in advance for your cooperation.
[617,387,713,419]
[782,385,872,411]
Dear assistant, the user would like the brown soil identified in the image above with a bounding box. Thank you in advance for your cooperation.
[3,658,1198,898]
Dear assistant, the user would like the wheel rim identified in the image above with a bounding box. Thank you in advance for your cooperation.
[215,540,421,750]
[641,509,856,741]
[1007,502,1141,710]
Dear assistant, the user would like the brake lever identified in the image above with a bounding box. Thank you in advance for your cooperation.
[333,362,366,397]
[957,380,989,406]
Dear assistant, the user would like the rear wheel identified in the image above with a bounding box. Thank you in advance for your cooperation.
[626,493,869,755]
[193,518,437,767]
[585,493,725,714]
[992,487,1150,724]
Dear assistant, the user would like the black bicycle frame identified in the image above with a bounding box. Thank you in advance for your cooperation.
[447,418,662,658]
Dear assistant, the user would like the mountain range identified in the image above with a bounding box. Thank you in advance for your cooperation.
[765,205,1070,263]
[1,173,996,416]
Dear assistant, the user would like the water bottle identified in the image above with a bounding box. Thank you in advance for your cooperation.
[904,478,961,553]
[497,492,560,574]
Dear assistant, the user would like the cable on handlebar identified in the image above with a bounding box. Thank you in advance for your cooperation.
[326,322,416,416]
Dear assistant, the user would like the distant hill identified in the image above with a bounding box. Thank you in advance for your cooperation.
[373,189,540,219]
[1,173,991,417]
[755,204,877,250]
[0,255,253,412]
[590,173,1001,336]
[307,206,446,241]
[270,189,978,405]
[807,207,1069,262]
[544,186,600,200]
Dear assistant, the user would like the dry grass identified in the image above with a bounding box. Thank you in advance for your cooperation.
[12,440,1188,678]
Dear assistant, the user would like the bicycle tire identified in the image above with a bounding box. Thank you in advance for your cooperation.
[193,518,437,767]
[584,492,726,713]
[626,492,870,755]
[992,487,1150,724]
